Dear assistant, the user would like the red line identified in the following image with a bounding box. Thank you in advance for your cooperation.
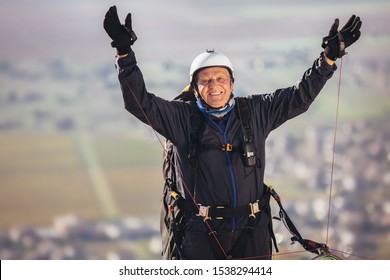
[326,57,343,246]
[234,246,370,260]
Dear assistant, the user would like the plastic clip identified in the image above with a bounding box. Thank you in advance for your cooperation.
[197,204,211,222]
[222,143,233,152]
[249,200,260,219]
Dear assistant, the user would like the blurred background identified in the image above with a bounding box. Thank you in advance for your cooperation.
[0,0,389,260]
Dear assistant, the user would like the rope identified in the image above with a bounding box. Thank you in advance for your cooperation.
[325,57,343,245]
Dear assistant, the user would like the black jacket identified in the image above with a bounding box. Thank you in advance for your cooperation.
[116,52,335,256]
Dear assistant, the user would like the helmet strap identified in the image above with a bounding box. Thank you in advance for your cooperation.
[190,81,200,99]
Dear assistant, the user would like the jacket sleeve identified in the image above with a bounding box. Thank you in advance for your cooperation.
[251,52,337,136]
[115,51,190,145]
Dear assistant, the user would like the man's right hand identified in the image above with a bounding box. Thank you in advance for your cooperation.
[103,5,137,55]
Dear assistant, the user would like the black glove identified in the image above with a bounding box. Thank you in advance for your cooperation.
[322,15,362,61]
[103,5,137,55]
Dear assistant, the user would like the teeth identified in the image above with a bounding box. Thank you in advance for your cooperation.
[210,91,222,96]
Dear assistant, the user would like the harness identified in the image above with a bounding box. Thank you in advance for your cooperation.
[188,97,253,168]
[161,93,333,260]
[161,95,275,259]
[166,186,274,260]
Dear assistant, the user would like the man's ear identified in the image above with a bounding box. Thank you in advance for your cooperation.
[230,80,234,93]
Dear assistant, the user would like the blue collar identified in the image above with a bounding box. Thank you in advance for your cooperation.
[196,96,235,118]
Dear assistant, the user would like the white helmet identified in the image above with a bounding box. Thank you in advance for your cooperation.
[189,49,234,83]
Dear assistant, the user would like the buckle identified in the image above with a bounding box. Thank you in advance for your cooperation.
[222,143,233,152]
[215,206,225,220]
[249,200,260,219]
[171,191,180,200]
[337,32,346,57]
[196,204,211,222]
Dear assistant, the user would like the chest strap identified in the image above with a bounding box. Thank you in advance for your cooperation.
[200,143,237,152]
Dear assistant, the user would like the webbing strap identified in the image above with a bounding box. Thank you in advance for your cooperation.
[173,197,266,220]
[188,102,202,169]
[236,98,252,141]
[268,186,328,256]
[200,143,236,152]
[321,32,347,59]
[187,97,252,169]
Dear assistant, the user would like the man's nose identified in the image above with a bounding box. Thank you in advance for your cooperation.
[207,79,216,87]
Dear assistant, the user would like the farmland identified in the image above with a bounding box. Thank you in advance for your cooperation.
[0,132,163,228]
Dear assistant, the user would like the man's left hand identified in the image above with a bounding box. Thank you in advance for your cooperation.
[322,15,362,61]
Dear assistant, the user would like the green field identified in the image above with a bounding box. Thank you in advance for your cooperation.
[0,132,163,229]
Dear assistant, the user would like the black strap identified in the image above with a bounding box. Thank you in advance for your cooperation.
[167,206,185,259]
[187,98,252,169]
[322,32,346,59]
[268,186,328,256]
[170,182,269,220]
[236,98,252,141]
[188,102,202,169]
[174,196,268,219]
[337,32,346,58]
[200,143,237,152]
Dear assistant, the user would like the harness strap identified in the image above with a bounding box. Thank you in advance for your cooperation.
[173,197,265,221]
[200,143,236,152]
[196,200,262,221]
[236,97,252,141]
[167,204,185,259]
[188,102,202,169]
[268,185,328,256]
[171,189,274,259]
[188,98,253,169]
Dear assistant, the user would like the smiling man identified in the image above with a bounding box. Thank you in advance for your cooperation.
[191,51,235,111]
[103,6,362,260]
[197,66,232,108]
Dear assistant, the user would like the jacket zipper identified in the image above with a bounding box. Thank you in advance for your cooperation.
[207,112,237,231]
[224,130,237,231]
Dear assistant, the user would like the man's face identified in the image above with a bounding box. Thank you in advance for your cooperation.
[196,67,234,108]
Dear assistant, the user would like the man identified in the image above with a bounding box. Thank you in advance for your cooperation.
[103,6,361,259]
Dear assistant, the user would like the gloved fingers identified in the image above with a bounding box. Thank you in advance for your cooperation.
[348,29,361,43]
[351,16,362,33]
[103,7,113,30]
[329,18,339,35]
[341,15,356,31]
[343,16,362,47]
[125,13,133,31]
[353,31,361,41]
[124,12,137,44]
[105,6,122,29]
